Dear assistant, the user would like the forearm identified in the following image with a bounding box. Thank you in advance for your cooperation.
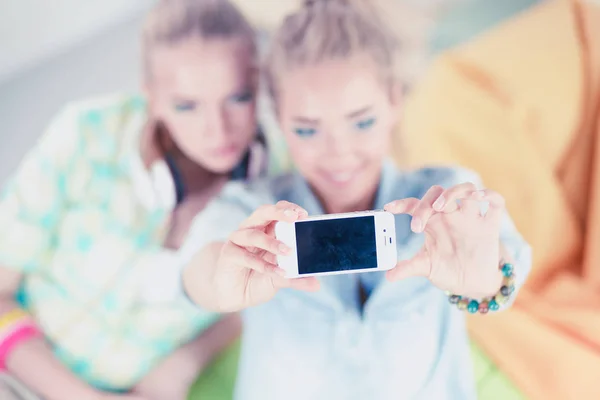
[0,300,102,400]
[181,313,242,370]
[468,242,518,299]
[182,242,226,312]
[134,313,242,399]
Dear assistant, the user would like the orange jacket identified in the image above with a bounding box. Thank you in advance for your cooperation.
[398,0,600,398]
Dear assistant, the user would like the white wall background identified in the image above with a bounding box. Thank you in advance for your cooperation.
[0,0,153,83]
[0,1,154,184]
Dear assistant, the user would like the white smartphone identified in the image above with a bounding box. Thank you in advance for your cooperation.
[275,210,397,278]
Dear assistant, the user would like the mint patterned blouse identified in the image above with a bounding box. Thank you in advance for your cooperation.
[0,93,278,391]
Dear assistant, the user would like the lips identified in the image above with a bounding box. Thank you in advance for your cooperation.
[319,168,361,186]
[212,144,239,157]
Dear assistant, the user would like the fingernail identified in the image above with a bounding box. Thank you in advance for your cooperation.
[284,209,296,217]
[472,190,484,198]
[411,217,422,232]
[273,267,287,277]
[279,243,291,254]
[433,197,445,211]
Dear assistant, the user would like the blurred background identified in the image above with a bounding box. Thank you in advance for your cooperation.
[3,1,598,399]
[0,0,540,184]
[0,0,150,183]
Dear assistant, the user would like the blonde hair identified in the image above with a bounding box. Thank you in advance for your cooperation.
[264,0,400,100]
[142,0,256,80]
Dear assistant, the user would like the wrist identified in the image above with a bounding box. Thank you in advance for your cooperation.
[488,269,505,296]
[182,242,228,312]
[0,310,42,371]
[448,261,516,314]
[86,390,110,400]
[58,386,103,400]
[6,337,101,400]
[472,268,504,299]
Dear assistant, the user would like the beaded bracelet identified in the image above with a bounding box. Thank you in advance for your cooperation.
[447,262,515,314]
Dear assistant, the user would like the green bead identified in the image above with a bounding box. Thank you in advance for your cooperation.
[457,299,469,310]
[495,293,508,305]
[501,263,514,277]
[489,299,500,311]
[467,300,479,314]
[503,275,516,286]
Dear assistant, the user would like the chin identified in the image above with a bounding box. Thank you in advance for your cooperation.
[189,149,245,174]
[204,160,240,174]
[315,187,362,211]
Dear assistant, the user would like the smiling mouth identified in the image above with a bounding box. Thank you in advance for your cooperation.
[212,145,238,157]
[320,169,361,186]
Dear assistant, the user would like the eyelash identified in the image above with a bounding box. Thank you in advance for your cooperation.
[294,127,317,137]
[174,102,196,112]
[174,92,252,112]
[230,92,253,103]
[355,117,376,131]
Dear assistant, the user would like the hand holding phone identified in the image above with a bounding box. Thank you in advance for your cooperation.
[383,183,506,298]
[275,210,397,278]
[212,201,320,312]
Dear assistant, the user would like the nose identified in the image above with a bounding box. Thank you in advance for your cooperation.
[325,130,352,158]
[204,106,229,141]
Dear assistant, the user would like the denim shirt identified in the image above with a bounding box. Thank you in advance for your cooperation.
[181,161,532,400]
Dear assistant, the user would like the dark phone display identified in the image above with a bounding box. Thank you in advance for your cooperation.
[295,216,377,275]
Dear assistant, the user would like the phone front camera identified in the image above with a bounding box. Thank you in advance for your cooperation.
[383,229,387,232]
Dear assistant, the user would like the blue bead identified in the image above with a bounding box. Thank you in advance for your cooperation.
[501,263,514,277]
[467,300,479,313]
[489,299,500,311]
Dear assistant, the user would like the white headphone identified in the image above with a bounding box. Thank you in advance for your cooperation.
[246,141,268,180]
[148,160,178,211]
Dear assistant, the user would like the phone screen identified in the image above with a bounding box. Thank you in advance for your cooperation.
[295,215,377,275]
